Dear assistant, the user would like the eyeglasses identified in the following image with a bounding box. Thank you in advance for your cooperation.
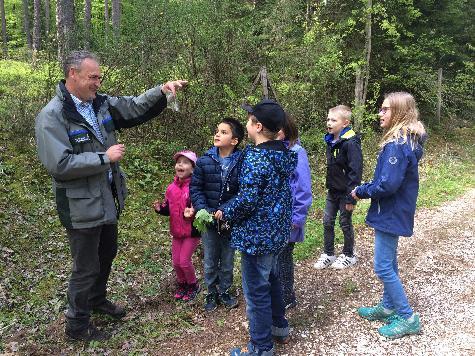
[379,106,391,114]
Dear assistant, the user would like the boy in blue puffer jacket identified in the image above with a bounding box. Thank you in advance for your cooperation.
[351,92,426,340]
[190,117,245,312]
[216,99,297,356]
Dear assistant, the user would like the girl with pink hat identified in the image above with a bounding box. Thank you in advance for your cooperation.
[153,150,201,301]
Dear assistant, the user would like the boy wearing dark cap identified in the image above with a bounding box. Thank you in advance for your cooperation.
[216,99,297,356]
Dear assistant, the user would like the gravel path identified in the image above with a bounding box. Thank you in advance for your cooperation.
[276,188,475,356]
[193,189,475,356]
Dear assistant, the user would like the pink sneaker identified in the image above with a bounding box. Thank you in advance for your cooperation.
[182,283,201,302]
[174,283,187,300]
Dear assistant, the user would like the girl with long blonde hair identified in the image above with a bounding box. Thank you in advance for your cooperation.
[351,92,426,339]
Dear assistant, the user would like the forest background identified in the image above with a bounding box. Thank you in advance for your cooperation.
[0,0,473,353]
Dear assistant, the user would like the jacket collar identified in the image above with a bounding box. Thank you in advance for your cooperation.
[324,127,355,146]
[255,140,287,151]
[173,175,191,187]
[57,80,108,124]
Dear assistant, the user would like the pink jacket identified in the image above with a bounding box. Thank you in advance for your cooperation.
[157,176,199,239]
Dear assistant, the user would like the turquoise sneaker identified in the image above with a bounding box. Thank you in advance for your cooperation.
[378,314,421,339]
[358,303,396,321]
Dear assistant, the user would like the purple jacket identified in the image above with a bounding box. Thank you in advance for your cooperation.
[287,141,313,242]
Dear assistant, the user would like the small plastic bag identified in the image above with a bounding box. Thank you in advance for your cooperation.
[166,92,180,112]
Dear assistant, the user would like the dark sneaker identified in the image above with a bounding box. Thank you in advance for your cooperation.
[92,300,126,319]
[219,290,238,309]
[204,292,219,312]
[65,323,110,342]
[182,283,201,302]
[284,299,297,310]
[174,283,187,300]
[273,334,291,344]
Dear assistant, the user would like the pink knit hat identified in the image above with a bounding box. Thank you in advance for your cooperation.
[173,150,197,166]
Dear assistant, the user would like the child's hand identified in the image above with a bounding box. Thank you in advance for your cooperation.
[345,203,355,212]
[350,188,360,201]
[214,210,223,220]
[184,207,195,218]
[152,200,161,212]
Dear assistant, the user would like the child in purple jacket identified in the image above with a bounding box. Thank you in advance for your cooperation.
[276,114,313,309]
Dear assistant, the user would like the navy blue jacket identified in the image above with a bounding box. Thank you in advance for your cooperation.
[325,127,363,204]
[355,136,424,237]
[190,146,242,213]
[220,141,297,255]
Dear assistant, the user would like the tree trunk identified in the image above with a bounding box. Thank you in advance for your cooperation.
[44,0,50,37]
[56,0,75,69]
[84,0,91,48]
[104,0,109,40]
[353,0,372,131]
[111,0,120,41]
[0,0,7,58]
[23,0,32,50]
[33,0,41,52]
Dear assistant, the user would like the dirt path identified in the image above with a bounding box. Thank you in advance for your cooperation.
[163,189,475,355]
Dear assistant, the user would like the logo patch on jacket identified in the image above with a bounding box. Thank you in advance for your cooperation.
[102,115,115,132]
[389,156,398,164]
[69,129,92,144]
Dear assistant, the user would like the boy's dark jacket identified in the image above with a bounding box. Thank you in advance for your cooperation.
[219,141,297,255]
[190,146,242,224]
[325,127,363,204]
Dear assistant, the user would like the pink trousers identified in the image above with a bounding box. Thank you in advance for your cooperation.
[171,237,200,284]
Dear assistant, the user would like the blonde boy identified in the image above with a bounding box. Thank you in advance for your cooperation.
[314,105,363,270]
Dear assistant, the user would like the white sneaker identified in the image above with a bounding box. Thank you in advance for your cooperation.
[313,253,337,269]
[331,254,357,269]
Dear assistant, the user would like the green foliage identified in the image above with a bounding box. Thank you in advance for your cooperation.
[193,209,213,234]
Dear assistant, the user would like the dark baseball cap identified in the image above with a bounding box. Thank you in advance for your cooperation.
[241,99,285,133]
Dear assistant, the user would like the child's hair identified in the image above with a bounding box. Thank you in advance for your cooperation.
[329,105,352,122]
[250,116,279,140]
[282,113,299,147]
[380,92,425,149]
[221,117,245,146]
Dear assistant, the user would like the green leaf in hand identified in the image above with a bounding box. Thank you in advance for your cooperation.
[193,209,214,233]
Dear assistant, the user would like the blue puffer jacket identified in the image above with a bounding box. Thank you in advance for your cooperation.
[355,136,425,237]
[190,146,242,213]
[219,140,297,255]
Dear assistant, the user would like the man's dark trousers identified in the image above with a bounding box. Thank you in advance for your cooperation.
[65,224,118,331]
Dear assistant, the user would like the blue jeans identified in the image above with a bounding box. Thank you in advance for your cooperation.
[241,252,289,353]
[202,227,235,293]
[374,229,413,319]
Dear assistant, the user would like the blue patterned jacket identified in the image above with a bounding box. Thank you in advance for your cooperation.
[219,140,297,255]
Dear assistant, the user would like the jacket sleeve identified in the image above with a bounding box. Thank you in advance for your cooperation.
[35,108,111,181]
[107,85,167,129]
[292,148,313,227]
[356,143,408,200]
[219,151,262,223]
[190,160,212,212]
[345,139,363,204]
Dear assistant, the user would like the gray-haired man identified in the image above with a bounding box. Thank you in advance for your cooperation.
[35,50,187,341]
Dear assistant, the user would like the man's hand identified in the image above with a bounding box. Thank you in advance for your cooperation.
[106,144,125,162]
[161,80,188,96]
[345,203,355,212]
[214,210,223,220]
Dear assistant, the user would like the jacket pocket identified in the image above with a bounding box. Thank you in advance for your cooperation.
[66,187,104,223]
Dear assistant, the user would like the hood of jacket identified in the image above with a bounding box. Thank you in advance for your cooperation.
[325,127,358,146]
[255,140,297,179]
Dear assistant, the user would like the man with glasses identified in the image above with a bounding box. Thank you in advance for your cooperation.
[35,50,187,341]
